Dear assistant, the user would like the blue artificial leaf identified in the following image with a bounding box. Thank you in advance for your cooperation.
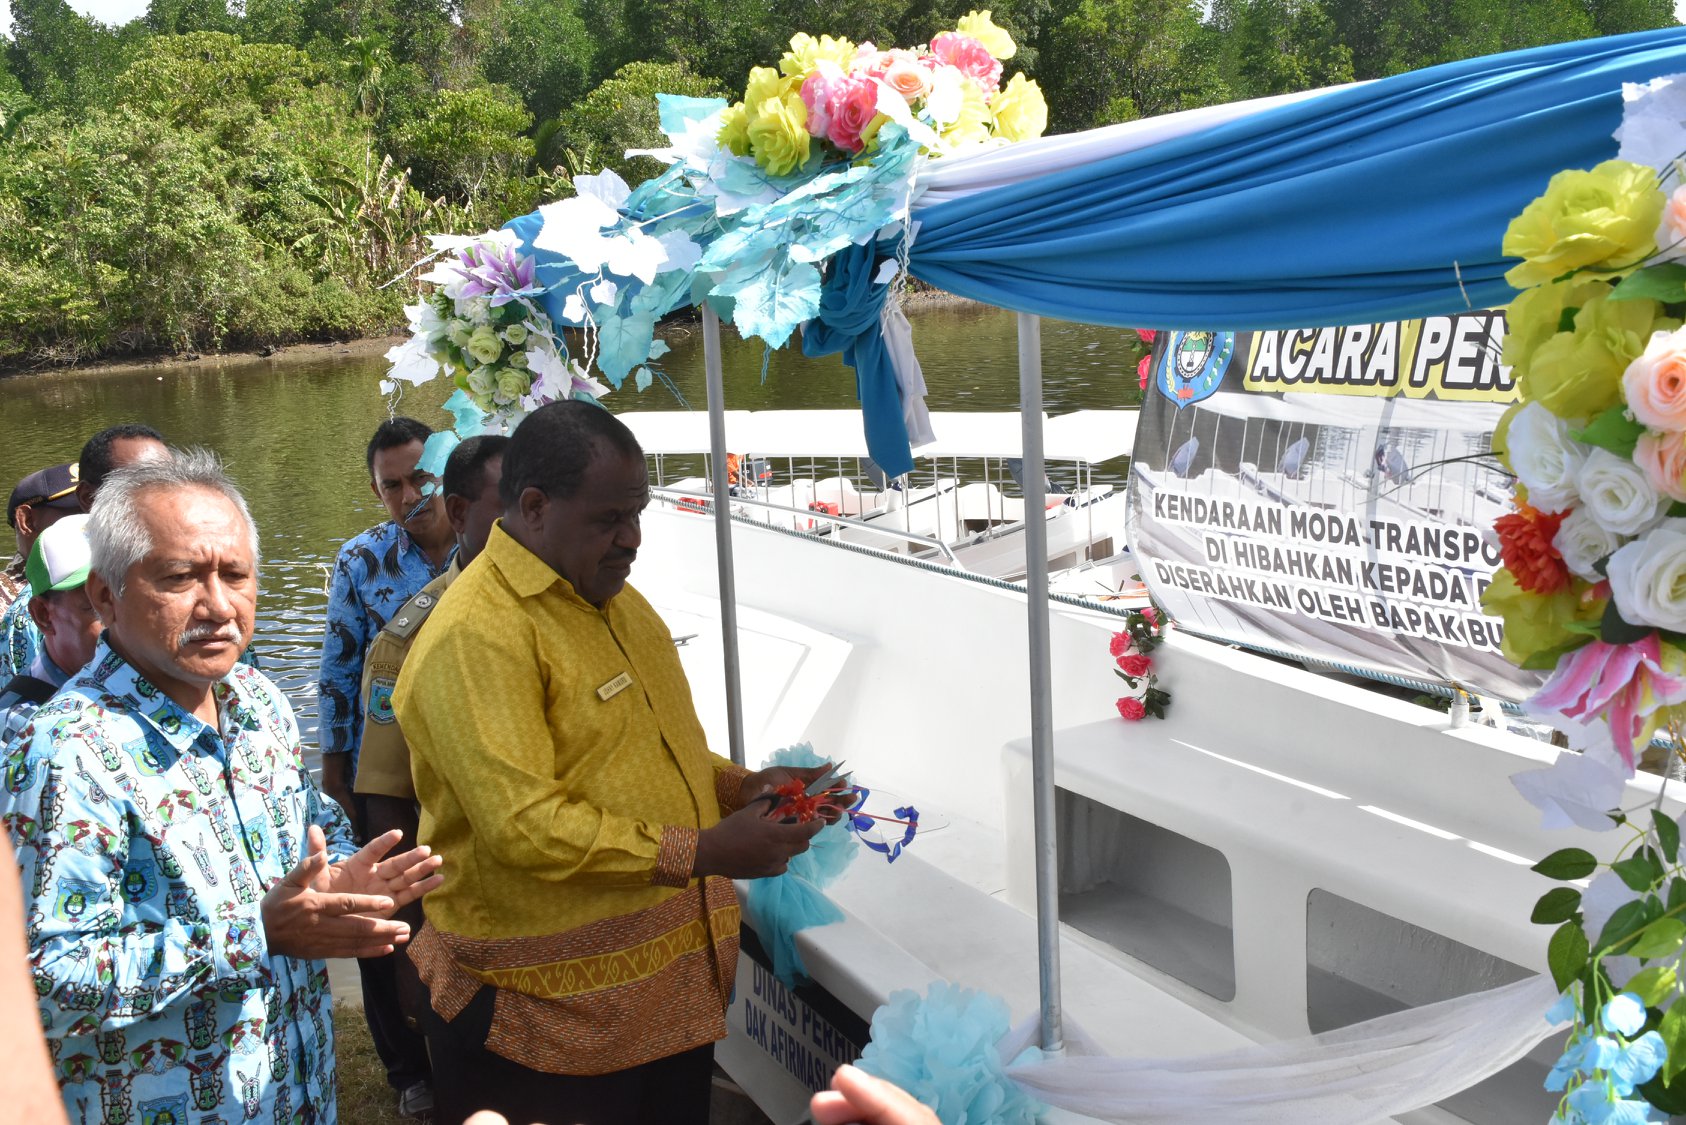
[596,309,657,386]
[717,260,822,350]
[657,94,729,136]
[417,430,460,477]
[441,389,488,438]
[635,366,653,392]
[647,339,671,359]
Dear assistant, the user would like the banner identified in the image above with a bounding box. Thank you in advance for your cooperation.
[1126,313,1542,701]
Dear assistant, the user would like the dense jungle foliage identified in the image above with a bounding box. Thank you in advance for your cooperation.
[0,0,1675,366]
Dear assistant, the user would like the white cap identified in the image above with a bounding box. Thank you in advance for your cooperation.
[26,513,92,593]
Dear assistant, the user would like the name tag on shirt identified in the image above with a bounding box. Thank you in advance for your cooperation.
[596,672,634,701]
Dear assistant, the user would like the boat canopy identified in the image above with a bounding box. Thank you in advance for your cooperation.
[906,27,1686,331]
[621,409,1138,463]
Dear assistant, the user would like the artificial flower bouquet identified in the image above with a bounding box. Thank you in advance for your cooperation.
[1489,75,1686,1123]
[717,13,1047,176]
[381,232,608,426]
[1110,605,1171,721]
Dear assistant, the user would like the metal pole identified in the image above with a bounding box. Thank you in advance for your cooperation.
[1018,312,1064,1053]
[702,304,747,767]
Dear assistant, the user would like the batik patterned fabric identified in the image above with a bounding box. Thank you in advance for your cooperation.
[0,646,72,755]
[316,521,446,774]
[0,577,42,682]
[0,639,356,1125]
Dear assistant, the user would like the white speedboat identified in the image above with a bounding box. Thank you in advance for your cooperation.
[619,408,1136,582]
[638,499,1653,1125]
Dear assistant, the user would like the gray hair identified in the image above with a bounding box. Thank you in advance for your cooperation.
[88,448,260,596]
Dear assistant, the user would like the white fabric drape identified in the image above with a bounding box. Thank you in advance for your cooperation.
[911,85,1360,209]
[997,975,1563,1125]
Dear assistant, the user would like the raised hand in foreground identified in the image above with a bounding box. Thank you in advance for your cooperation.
[811,1064,941,1125]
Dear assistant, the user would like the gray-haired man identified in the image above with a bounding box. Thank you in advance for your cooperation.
[0,449,443,1125]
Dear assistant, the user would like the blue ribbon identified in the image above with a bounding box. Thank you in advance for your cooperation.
[801,236,916,479]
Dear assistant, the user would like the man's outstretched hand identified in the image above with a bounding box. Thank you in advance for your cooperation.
[260,825,443,960]
[323,826,443,910]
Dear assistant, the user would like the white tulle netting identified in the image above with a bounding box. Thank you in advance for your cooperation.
[997,975,1564,1124]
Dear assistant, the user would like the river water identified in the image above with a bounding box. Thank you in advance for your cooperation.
[0,302,1146,760]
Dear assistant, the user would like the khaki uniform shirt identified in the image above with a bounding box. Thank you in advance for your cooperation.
[355,561,459,800]
[391,522,749,1076]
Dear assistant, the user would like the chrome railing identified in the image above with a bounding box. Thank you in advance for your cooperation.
[651,485,965,568]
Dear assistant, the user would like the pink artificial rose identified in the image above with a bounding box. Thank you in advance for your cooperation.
[1664,185,1686,254]
[882,58,931,102]
[1623,327,1686,431]
[828,76,880,153]
[1141,607,1159,625]
[1116,697,1147,721]
[930,32,1002,93]
[1137,354,1151,390]
[1636,429,1686,503]
[1135,328,1158,345]
[1117,653,1152,677]
[801,68,843,140]
[1108,631,1132,658]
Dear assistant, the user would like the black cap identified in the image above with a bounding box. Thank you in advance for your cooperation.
[7,463,81,529]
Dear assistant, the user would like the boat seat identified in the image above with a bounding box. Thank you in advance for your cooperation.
[998,709,1619,1042]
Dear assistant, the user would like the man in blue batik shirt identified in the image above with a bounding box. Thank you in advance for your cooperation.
[316,418,454,826]
[0,514,103,747]
[1,462,85,682]
[315,417,452,1119]
[0,450,442,1125]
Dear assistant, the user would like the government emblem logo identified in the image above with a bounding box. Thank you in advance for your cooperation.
[1155,331,1235,409]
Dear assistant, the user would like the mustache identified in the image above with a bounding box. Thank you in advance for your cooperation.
[179,622,242,645]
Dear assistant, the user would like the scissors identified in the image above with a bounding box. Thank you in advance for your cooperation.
[755,761,851,822]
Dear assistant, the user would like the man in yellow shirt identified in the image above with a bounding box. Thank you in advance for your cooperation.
[392,401,828,1125]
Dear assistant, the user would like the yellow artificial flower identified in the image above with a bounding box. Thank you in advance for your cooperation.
[744,66,784,113]
[990,73,1047,143]
[717,102,752,156]
[1521,288,1671,420]
[748,91,811,176]
[1479,571,1601,669]
[956,10,1016,59]
[779,32,857,79]
[1501,278,1610,380]
[1503,160,1663,289]
[942,80,992,148]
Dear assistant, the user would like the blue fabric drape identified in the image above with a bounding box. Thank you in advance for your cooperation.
[908,27,1686,331]
[801,236,915,478]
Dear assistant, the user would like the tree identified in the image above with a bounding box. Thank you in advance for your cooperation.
[558,60,724,185]
[397,83,535,204]
[1036,0,1227,131]
[1209,0,1352,99]
[1585,0,1678,36]
[144,0,234,36]
[6,0,135,111]
[473,0,597,125]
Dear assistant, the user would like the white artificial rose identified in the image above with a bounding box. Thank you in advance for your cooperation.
[1552,506,1624,582]
[1576,447,1667,536]
[1607,518,1686,632]
[1506,401,1586,511]
[466,364,497,396]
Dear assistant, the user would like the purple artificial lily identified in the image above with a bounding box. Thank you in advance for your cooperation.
[1532,633,1686,769]
[454,242,543,306]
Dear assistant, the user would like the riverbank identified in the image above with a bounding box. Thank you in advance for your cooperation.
[0,288,982,382]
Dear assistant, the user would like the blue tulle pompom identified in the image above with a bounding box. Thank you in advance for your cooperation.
[857,983,1043,1125]
[740,743,860,985]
